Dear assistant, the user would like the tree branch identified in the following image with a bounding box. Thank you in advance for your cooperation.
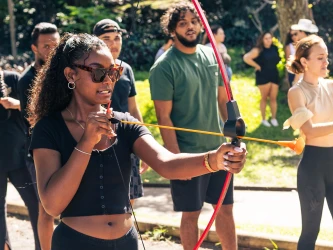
[270,23,279,34]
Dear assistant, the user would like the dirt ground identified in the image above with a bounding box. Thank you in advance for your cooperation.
[7,214,225,250]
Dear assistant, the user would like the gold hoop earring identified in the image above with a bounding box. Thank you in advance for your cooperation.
[305,66,308,72]
[68,81,76,89]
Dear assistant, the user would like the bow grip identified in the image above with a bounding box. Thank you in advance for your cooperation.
[223,100,246,147]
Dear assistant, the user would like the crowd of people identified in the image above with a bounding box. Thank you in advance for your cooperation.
[0,1,331,250]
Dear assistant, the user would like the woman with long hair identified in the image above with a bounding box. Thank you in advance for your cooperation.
[28,33,247,250]
[243,31,281,127]
[284,35,333,249]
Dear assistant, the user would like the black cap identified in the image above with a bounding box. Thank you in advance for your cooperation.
[93,19,127,37]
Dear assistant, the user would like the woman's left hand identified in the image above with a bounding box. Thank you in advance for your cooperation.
[140,161,150,174]
[210,142,247,174]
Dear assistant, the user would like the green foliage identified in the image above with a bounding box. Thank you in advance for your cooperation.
[56,5,117,34]
[228,47,252,76]
[144,226,171,241]
[313,0,333,77]
[272,37,286,80]
[2,0,333,74]
[135,78,161,144]
[119,5,166,70]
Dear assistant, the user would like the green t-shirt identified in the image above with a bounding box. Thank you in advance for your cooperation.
[149,45,224,153]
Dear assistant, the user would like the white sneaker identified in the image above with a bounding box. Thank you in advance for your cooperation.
[270,118,279,127]
[261,120,271,127]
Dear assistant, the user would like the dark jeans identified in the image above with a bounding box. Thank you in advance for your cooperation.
[52,222,138,250]
[297,146,333,250]
[0,167,40,250]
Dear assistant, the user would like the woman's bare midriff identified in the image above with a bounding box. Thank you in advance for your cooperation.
[306,134,333,147]
[62,214,133,240]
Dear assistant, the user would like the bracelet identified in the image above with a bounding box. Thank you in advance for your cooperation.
[203,152,218,173]
[74,147,91,156]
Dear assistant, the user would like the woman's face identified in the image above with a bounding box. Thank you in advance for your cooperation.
[303,41,329,78]
[290,30,299,43]
[72,47,118,105]
[262,33,273,48]
[214,28,225,43]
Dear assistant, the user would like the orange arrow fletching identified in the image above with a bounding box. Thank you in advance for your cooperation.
[277,137,305,155]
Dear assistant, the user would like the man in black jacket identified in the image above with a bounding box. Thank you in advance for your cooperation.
[0,69,40,250]
[18,22,60,250]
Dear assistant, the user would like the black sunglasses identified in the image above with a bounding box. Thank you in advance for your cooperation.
[73,64,124,83]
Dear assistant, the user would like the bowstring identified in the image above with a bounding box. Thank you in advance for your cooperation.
[112,147,146,250]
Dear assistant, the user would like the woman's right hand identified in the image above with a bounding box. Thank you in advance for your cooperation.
[210,142,247,174]
[254,65,261,71]
[81,111,117,146]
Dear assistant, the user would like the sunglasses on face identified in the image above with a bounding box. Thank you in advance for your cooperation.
[73,64,124,83]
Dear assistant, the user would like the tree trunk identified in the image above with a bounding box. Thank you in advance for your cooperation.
[7,0,17,63]
[275,0,313,45]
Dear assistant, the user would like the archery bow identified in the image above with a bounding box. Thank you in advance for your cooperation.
[191,1,246,249]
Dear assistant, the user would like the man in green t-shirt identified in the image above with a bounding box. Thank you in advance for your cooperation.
[149,2,237,250]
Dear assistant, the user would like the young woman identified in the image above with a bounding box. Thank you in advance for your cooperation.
[205,25,232,81]
[243,31,281,127]
[284,35,333,249]
[28,33,247,250]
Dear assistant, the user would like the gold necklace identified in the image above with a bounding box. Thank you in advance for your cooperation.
[66,108,85,130]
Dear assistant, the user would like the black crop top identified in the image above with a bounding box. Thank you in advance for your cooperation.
[30,111,151,218]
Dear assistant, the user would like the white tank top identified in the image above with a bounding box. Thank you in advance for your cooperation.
[289,43,295,56]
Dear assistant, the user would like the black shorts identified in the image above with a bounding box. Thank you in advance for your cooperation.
[52,222,138,250]
[255,69,279,86]
[170,170,234,212]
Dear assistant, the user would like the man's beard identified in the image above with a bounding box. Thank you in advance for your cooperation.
[175,31,201,48]
[38,58,45,66]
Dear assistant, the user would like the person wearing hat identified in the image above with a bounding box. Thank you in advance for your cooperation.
[289,19,319,85]
[291,19,318,41]
[93,19,148,204]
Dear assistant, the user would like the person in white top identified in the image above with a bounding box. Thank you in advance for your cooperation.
[288,19,319,86]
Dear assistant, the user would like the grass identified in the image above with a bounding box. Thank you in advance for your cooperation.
[134,68,300,187]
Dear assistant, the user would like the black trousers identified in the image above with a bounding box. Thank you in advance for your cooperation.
[0,167,40,250]
[297,145,333,250]
[52,222,138,250]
